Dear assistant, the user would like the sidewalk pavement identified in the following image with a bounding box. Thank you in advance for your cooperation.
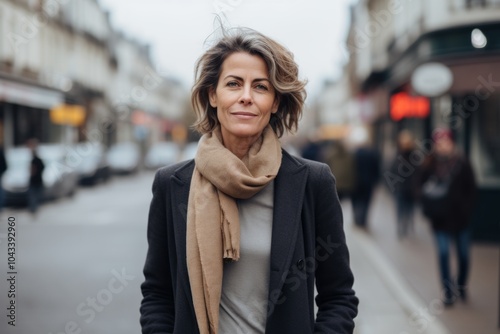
[344,200,449,334]
[344,185,499,334]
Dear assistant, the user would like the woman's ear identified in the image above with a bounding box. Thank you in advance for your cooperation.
[209,87,217,108]
[272,96,280,114]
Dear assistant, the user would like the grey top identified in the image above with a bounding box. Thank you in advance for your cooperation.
[218,181,274,334]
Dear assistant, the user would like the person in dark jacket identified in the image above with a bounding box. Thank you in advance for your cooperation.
[0,129,7,213]
[324,139,356,200]
[140,28,358,334]
[389,130,418,238]
[0,143,7,213]
[350,131,380,228]
[417,128,476,306]
[28,139,45,214]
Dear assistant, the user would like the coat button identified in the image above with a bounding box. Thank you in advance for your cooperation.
[296,259,305,270]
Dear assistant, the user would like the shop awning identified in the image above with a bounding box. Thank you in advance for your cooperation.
[0,78,64,110]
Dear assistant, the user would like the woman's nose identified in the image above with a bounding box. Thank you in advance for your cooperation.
[239,85,253,105]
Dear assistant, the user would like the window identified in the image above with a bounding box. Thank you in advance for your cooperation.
[470,93,500,187]
[451,0,500,10]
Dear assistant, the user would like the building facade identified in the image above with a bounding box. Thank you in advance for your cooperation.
[345,0,500,241]
[0,0,188,151]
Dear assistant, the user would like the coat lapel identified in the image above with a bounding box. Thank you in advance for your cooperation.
[170,161,196,313]
[171,160,194,258]
[267,151,308,307]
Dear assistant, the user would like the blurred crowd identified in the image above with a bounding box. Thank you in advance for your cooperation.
[299,126,477,307]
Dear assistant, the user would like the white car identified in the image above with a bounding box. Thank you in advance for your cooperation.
[107,142,141,174]
[144,142,181,169]
[3,144,79,205]
[180,142,199,161]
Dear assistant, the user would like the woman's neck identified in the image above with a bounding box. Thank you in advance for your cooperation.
[221,131,260,160]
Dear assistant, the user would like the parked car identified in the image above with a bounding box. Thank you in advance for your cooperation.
[3,144,80,206]
[75,142,111,185]
[38,145,80,200]
[2,148,31,205]
[106,142,141,174]
[144,142,180,169]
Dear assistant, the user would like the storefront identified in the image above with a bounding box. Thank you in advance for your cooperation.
[0,76,64,148]
[371,22,500,242]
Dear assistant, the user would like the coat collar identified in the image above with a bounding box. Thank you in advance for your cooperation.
[171,150,309,314]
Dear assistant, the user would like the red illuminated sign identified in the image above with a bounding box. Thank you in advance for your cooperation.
[390,92,430,121]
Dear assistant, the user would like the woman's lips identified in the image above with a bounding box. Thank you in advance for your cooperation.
[231,112,257,120]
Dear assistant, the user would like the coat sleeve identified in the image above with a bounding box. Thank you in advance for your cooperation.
[140,169,175,334]
[314,164,359,333]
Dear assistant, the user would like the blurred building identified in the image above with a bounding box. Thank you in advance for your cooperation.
[0,0,188,150]
[313,77,356,140]
[108,33,188,151]
[0,0,116,146]
[343,0,500,241]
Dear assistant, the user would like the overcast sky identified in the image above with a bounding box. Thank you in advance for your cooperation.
[98,0,355,100]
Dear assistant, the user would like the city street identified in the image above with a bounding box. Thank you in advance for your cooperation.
[0,170,497,334]
[1,1,499,333]
[0,171,156,334]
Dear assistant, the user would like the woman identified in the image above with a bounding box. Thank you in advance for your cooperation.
[418,128,476,306]
[140,28,358,334]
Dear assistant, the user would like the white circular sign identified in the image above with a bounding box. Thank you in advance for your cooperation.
[411,62,453,97]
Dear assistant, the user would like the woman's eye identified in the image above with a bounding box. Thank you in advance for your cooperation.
[227,81,239,87]
[256,84,269,91]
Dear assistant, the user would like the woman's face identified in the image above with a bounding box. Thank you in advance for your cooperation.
[435,137,454,156]
[209,52,279,146]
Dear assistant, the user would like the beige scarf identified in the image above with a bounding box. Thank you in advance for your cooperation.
[186,125,282,334]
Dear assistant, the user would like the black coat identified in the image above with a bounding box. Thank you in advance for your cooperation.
[389,150,417,200]
[417,152,477,233]
[0,147,7,176]
[30,154,45,187]
[140,150,358,334]
[353,147,379,193]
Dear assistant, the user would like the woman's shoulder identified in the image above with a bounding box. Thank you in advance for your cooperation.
[153,159,195,182]
[281,149,332,182]
[283,148,325,166]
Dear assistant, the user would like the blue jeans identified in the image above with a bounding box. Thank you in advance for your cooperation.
[396,195,414,237]
[434,229,470,297]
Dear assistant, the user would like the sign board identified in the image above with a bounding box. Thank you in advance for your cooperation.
[390,92,430,121]
[50,104,86,126]
[411,63,453,97]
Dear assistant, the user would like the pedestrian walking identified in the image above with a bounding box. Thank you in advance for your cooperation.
[350,129,380,228]
[389,130,417,238]
[417,128,476,306]
[324,139,356,200]
[140,27,358,334]
[0,142,7,214]
[27,139,45,215]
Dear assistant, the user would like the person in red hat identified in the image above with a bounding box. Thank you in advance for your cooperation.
[417,128,477,306]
